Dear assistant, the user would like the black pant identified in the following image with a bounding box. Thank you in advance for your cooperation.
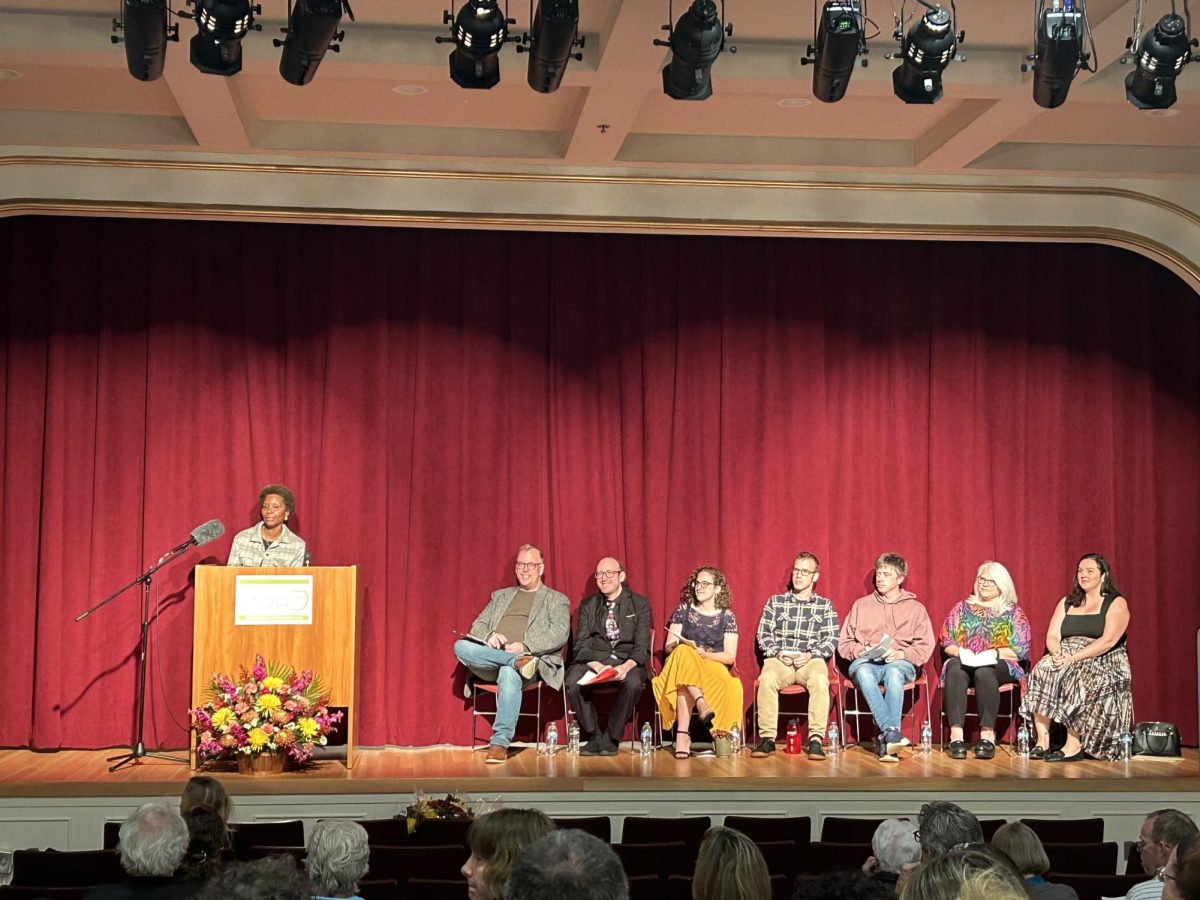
[565,663,646,741]
[942,658,1018,730]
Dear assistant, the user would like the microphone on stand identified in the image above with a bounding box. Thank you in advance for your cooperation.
[156,519,225,565]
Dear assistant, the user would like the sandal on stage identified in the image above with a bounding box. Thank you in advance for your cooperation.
[674,736,691,759]
[1028,745,1047,760]
[695,699,716,731]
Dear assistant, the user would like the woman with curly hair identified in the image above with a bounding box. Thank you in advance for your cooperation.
[652,566,743,758]
[461,807,555,900]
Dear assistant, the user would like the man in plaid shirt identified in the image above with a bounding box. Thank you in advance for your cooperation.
[751,552,840,760]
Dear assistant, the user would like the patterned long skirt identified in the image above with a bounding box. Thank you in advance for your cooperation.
[1021,636,1133,760]
[652,644,744,733]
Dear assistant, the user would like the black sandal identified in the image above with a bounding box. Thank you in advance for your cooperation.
[1028,745,1046,760]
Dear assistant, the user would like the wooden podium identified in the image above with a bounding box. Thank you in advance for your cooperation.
[191,565,359,769]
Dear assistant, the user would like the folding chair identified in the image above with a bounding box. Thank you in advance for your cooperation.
[467,641,568,749]
[939,677,1024,753]
[750,657,838,744]
[837,664,931,747]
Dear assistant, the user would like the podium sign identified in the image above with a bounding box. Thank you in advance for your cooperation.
[191,565,359,768]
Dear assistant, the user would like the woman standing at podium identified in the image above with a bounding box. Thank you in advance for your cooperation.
[227,484,307,567]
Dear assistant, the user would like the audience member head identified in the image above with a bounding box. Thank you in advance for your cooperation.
[1139,810,1199,875]
[117,801,190,878]
[198,854,311,900]
[463,807,557,900]
[1166,833,1200,900]
[306,819,370,898]
[990,822,1049,878]
[873,819,921,874]
[900,845,1026,900]
[916,802,983,860]
[180,807,227,883]
[692,826,771,900]
[506,830,629,900]
[792,870,891,900]
[180,775,233,823]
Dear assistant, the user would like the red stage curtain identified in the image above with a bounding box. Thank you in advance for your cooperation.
[0,216,1196,749]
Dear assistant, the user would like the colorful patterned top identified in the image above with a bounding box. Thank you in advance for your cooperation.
[938,599,1031,682]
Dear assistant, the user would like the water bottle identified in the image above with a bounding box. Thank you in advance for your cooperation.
[1016,722,1031,759]
[1120,730,1134,761]
[544,721,559,755]
[730,726,741,754]
[827,724,840,755]
[566,721,580,755]
[640,722,654,756]
[785,719,801,754]
[919,720,933,755]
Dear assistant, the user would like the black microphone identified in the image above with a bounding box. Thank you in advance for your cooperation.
[303,551,312,567]
[189,519,225,547]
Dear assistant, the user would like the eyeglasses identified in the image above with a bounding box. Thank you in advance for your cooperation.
[1137,840,1163,853]
[976,577,998,588]
[515,561,543,571]
[594,569,622,580]
[1156,867,1178,885]
[792,568,817,577]
[694,579,715,589]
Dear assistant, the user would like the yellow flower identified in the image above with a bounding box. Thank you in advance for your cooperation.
[248,727,270,749]
[298,717,319,739]
[262,676,286,691]
[256,694,282,712]
[211,708,235,728]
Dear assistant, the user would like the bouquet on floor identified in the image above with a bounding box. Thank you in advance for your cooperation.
[189,654,343,764]
[400,792,498,834]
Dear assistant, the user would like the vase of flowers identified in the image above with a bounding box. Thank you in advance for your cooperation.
[190,654,343,768]
[400,792,492,836]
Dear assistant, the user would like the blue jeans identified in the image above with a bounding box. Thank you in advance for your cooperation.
[454,639,526,747]
[848,658,917,733]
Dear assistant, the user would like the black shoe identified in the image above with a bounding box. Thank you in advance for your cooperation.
[579,736,605,756]
[974,739,996,760]
[947,740,968,760]
[1028,745,1046,760]
[1045,748,1085,762]
[807,736,826,760]
[599,735,619,756]
[750,738,775,758]
[875,734,900,762]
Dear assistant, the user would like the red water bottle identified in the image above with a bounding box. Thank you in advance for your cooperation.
[785,719,801,754]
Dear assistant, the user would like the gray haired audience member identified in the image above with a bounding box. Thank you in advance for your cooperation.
[900,845,1028,900]
[84,801,196,900]
[306,820,370,900]
[198,854,311,900]
[866,819,922,892]
[991,822,1078,900]
[506,830,629,900]
[692,827,771,900]
[916,802,985,859]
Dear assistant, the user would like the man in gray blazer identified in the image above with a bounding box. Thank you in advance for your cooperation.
[454,543,570,764]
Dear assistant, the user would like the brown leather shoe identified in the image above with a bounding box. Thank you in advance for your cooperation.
[485,744,508,764]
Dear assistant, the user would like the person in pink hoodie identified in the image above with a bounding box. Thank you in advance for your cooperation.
[838,552,935,762]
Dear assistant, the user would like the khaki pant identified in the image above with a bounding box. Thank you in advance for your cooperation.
[756,656,830,740]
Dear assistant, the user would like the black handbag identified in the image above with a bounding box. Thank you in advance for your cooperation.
[1133,721,1181,757]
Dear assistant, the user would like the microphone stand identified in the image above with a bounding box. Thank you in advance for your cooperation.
[76,539,197,772]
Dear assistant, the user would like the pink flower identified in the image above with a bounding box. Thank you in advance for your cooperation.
[253,655,267,681]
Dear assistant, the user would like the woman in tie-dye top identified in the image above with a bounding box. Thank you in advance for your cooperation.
[939,561,1031,760]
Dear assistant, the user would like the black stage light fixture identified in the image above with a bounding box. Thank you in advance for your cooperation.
[436,0,514,89]
[188,0,259,76]
[1124,6,1197,109]
[654,0,732,100]
[517,0,584,93]
[275,0,354,86]
[891,0,962,103]
[801,0,868,103]
[1024,0,1093,108]
[111,0,179,82]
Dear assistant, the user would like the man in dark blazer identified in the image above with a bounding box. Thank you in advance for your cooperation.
[566,556,652,756]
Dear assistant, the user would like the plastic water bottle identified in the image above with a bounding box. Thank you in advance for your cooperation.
[827,724,841,755]
[640,722,654,756]
[544,721,559,755]
[919,720,933,755]
[1120,730,1134,761]
[566,722,580,755]
[730,726,741,754]
[1016,723,1031,758]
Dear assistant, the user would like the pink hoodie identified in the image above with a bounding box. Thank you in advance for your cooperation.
[838,590,935,666]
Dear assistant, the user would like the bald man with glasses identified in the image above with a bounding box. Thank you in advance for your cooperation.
[565,557,652,756]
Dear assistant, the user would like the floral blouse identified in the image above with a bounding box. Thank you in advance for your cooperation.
[938,599,1031,682]
[669,604,738,654]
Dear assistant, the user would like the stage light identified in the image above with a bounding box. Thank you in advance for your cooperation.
[891,1,961,104]
[517,0,583,93]
[275,0,353,86]
[188,0,258,76]
[655,0,732,101]
[1124,10,1197,110]
[111,0,179,82]
[1024,0,1093,108]
[436,0,513,90]
[801,0,868,103]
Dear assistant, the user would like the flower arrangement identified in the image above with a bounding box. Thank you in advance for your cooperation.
[190,655,343,764]
[400,792,493,835]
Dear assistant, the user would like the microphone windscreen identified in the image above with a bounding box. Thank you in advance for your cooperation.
[190,519,226,547]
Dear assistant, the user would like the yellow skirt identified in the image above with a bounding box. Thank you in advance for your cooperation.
[652,644,744,732]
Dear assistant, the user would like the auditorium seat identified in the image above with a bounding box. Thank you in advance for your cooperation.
[246,845,306,863]
[803,842,872,874]
[665,875,692,900]
[101,821,120,850]
[552,815,612,842]
[358,817,411,846]
[1045,871,1145,900]
[230,820,305,859]
[409,818,472,847]
[820,817,892,843]
[626,874,661,900]
[11,849,125,887]
[612,842,693,879]
[367,844,466,885]
[404,878,465,899]
[1042,842,1119,875]
[1020,817,1104,843]
[0,888,93,900]
[620,815,711,850]
[754,840,802,882]
[723,815,812,846]
[980,818,1008,840]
